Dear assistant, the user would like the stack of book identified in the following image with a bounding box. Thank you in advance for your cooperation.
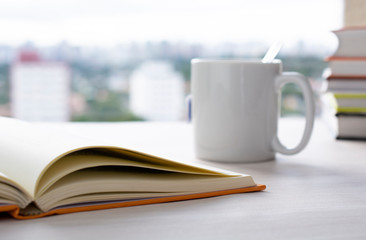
[326,27,366,140]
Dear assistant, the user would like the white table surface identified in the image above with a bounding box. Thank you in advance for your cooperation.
[1,118,365,240]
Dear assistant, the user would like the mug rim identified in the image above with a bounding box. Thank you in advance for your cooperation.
[191,58,282,64]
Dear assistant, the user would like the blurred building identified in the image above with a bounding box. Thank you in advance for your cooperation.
[129,61,185,121]
[10,50,70,121]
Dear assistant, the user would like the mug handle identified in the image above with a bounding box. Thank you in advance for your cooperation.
[272,72,315,155]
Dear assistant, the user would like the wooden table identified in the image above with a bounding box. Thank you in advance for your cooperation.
[1,119,365,239]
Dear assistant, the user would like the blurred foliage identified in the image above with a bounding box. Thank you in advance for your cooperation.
[277,56,326,116]
[70,62,142,121]
[173,58,191,81]
[0,64,9,104]
[279,55,327,79]
[72,91,144,122]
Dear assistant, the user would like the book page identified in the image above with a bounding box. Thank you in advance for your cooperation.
[0,173,31,207]
[36,148,242,197]
[0,117,100,198]
[36,166,255,212]
[0,117,245,200]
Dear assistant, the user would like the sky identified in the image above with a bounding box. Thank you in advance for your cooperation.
[0,0,343,47]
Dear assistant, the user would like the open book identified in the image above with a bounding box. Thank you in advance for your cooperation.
[0,117,265,219]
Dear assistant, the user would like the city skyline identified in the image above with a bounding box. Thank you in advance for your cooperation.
[0,39,336,67]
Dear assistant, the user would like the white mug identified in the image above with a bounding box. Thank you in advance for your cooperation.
[191,59,315,163]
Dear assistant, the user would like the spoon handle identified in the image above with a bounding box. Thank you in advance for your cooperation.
[262,41,283,63]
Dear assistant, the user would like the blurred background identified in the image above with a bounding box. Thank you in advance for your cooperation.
[0,0,344,122]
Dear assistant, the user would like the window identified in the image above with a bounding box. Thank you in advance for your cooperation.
[0,0,343,121]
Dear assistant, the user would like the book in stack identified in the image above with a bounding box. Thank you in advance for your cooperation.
[326,27,366,140]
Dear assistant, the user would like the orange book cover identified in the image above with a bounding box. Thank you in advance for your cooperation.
[0,185,266,220]
[325,56,366,62]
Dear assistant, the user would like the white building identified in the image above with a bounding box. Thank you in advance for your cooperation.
[11,52,70,121]
[129,61,185,121]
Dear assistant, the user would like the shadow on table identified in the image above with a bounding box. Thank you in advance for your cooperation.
[194,156,354,181]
